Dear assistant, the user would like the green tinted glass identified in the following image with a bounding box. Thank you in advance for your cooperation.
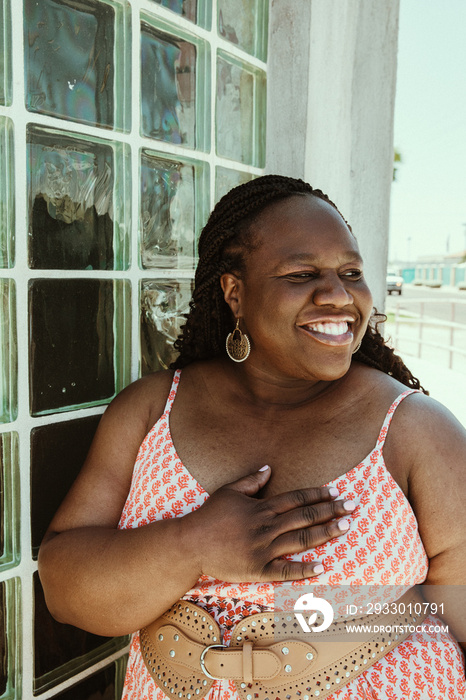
[28,279,130,416]
[0,433,19,572]
[0,0,12,105]
[140,149,209,269]
[217,0,268,60]
[216,51,265,166]
[140,278,193,374]
[215,167,254,203]
[24,0,130,130]
[0,578,20,698]
[0,279,17,424]
[0,117,14,268]
[27,125,130,270]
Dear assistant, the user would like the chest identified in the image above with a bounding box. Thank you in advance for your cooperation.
[169,397,389,496]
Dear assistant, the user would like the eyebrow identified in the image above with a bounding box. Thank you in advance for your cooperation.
[271,251,364,273]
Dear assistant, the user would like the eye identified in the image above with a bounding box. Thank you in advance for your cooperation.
[285,272,317,281]
[342,269,363,279]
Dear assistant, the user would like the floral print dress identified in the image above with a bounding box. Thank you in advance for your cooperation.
[119,370,465,700]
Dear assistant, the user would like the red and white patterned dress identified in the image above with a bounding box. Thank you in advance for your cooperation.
[119,370,465,700]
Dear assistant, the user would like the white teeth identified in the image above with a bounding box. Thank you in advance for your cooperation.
[307,322,349,335]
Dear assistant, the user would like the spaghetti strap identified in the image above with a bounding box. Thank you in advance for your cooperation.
[376,388,419,448]
[162,369,182,415]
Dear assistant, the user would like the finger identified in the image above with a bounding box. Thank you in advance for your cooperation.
[273,498,356,535]
[224,465,272,497]
[262,558,325,582]
[267,486,341,515]
[271,518,351,557]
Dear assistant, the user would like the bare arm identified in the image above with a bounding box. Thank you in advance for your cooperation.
[389,393,466,651]
[38,373,355,637]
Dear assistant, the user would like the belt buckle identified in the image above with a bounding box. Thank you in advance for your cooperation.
[199,644,227,680]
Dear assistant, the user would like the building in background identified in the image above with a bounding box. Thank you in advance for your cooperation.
[0,1,399,698]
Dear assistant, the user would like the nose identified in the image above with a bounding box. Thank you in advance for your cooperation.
[312,270,354,307]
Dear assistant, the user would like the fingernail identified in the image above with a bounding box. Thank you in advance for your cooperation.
[329,487,339,498]
[338,518,350,531]
[258,465,270,472]
[343,500,356,512]
[314,564,325,574]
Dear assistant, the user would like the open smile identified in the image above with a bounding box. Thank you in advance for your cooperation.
[298,320,354,346]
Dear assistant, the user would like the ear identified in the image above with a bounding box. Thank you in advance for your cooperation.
[220,272,244,318]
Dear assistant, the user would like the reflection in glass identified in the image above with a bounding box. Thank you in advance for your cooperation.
[29,279,118,416]
[218,0,268,59]
[140,152,197,269]
[51,659,127,700]
[31,417,101,558]
[151,0,197,23]
[0,433,19,571]
[0,0,12,105]
[140,279,193,374]
[27,125,130,270]
[215,167,254,203]
[24,0,115,128]
[141,22,196,147]
[0,116,14,268]
[216,53,265,166]
[34,573,127,694]
[0,279,17,423]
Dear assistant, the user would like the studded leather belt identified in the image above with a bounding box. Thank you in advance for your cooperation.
[140,588,427,700]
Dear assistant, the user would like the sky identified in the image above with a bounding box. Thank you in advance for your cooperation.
[389,0,466,262]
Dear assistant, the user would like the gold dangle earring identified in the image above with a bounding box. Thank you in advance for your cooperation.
[352,341,362,355]
[226,319,251,363]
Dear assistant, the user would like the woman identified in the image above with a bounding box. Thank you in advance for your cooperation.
[39,176,466,699]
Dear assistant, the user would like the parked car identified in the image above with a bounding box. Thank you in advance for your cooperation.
[386,270,403,295]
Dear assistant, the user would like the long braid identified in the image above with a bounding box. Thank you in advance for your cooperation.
[171,175,427,394]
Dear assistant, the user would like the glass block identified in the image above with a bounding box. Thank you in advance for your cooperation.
[49,658,127,700]
[217,0,268,60]
[33,572,128,694]
[0,280,17,424]
[215,167,254,203]
[29,278,130,416]
[24,0,131,131]
[0,577,20,699]
[27,125,130,270]
[0,117,14,268]
[141,15,210,150]
[0,0,11,105]
[140,149,209,269]
[140,279,193,374]
[30,416,101,559]
[0,433,19,572]
[216,51,266,167]
[150,0,197,24]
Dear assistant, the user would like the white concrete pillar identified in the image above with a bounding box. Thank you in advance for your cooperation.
[266,0,400,311]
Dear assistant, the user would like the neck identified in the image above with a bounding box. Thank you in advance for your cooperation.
[221,358,348,410]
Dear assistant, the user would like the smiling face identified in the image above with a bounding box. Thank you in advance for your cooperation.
[221,194,373,383]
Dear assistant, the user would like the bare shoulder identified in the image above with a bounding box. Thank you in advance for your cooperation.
[385,387,466,458]
[102,369,175,433]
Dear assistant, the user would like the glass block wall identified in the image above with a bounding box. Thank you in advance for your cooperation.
[0,0,268,697]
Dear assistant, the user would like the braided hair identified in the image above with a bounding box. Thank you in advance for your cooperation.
[171,174,427,393]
